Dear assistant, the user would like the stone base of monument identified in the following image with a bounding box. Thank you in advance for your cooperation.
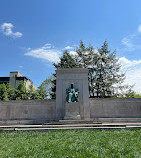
[64,114,81,120]
[64,102,81,120]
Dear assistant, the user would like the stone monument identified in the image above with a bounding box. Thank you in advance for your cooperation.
[56,68,90,120]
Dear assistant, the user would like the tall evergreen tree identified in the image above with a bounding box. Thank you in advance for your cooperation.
[75,41,97,96]
[53,50,77,68]
[91,41,125,97]
[49,50,78,99]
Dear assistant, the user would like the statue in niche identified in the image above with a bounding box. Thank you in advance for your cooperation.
[66,83,80,103]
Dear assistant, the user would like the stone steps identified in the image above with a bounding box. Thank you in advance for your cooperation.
[95,118,141,123]
[8,127,127,131]
[0,118,141,126]
[51,119,99,125]
[0,118,141,131]
[47,118,141,125]
[1,122,140,128]
[0,122,141,131]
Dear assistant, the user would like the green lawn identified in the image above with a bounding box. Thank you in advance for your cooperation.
[0,129,141,158]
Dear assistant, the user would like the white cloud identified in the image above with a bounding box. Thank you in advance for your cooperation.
[119,57,141,69]
[119,57,141,93]
[121,34,137,52]
[42,43,52,49]
[64,46,74,50]
[121,35,141,52]
[121,37,134,49]
[138,25,141,33]
[19,66,23,68]
[0,23,23,38]
[120,25,141,52]
[25,43,61,63]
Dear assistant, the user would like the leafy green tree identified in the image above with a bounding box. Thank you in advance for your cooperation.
[16,81,28,100]
[124,89,135,98]
[0,83,9,101]
[37,84,47,99]
[0,82,46,100]
[124,88,141,98]
[38,76,55,99]
[134,93,141,98]
[27,84,39,99]
[6,83,17,100]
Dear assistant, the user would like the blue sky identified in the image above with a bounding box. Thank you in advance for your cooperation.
[0,0,141,93]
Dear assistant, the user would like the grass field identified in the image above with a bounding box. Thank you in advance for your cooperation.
[0,129,141,158]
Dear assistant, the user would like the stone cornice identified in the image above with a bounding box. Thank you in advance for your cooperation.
[56,68,89,74]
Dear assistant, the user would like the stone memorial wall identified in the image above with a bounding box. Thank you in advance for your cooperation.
[90,98,141,118]
[0,100,56,124]
[0,98,141,124]
[0,68,141,124]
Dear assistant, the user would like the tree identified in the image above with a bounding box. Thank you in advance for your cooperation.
[53,49,78,68]
[50,50,78,99]
[90,41,125,97]
[6,83,17,100]
[16,81,28,100]
[124,88,135,98]
[27,84,39,100]
[134,93,141,98]
[0,83,9,101]
[37,84,47,99]
[0,81,47,100]
[75,40,92,68]
[51,42,93,98]
[37,76,55,99]
[124,88,141,98]
[42,40,126,98]
[74,40,125,97]
[75,41,97,96]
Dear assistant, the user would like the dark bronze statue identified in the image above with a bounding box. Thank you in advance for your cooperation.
[66,83,80,103]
